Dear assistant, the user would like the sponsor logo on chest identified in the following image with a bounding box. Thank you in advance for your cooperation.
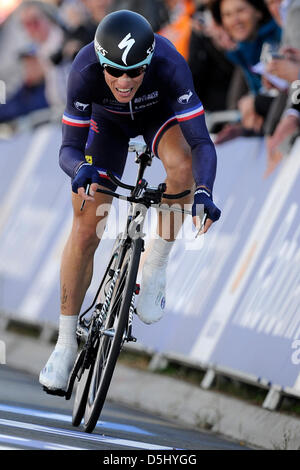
[102,90,159,112]
[134,91,159,104]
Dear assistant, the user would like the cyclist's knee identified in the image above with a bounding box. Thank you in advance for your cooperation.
[72,224,100,254]
[166,157,194,190]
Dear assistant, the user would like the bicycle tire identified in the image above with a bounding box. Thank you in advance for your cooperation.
[83,237,143,433]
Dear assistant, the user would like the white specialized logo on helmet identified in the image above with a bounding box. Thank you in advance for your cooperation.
[118,33,135,65]
[95,39,108,57]
[147,40,155,55]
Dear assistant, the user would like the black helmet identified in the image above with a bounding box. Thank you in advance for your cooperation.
[94,10,155,70]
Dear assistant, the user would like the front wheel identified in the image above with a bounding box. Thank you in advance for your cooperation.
[71,236,122,427]
[83,238,142,433]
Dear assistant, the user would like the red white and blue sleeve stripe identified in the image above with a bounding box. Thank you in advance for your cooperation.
[175,103,204,122]
[62,113,91,128]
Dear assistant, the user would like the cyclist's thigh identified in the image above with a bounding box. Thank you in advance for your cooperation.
[156,124,192,170]
[84,111,130,191]
[143,107,193,187]
[157,125,194,194]
[142,106,179,159]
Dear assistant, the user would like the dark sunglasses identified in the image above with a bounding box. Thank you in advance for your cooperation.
[103,64,147,78]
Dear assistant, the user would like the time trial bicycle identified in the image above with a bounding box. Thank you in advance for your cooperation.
[47,140,204,434]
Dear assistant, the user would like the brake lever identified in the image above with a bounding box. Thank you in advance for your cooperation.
[80,184,90,211]
[195,212,207,238]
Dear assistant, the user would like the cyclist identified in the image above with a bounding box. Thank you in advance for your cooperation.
[39,9,221,393]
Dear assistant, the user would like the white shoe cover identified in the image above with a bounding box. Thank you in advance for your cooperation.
[39,346,77,391]
[136,262,166,325]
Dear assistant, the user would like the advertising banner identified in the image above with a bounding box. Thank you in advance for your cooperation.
[0,125,299,393]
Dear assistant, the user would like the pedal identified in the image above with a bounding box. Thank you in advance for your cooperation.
[126,335,137,342]
[42,386,66,397]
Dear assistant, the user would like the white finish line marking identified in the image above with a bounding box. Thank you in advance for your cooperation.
[0,432,86,450]
[0,403,153,436]
[0,418,175,450]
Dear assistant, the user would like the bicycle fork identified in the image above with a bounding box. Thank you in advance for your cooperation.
[101,288,138,344]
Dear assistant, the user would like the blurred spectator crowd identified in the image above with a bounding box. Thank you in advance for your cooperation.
[0,0,300,175]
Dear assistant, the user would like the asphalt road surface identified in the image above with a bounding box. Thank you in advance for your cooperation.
[0,365,252,451]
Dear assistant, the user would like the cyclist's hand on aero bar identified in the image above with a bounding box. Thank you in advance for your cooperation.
[192,187,221,234]
[72,163,101,201]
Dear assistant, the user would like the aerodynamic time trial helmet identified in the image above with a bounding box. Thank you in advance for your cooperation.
[94,10,155,71]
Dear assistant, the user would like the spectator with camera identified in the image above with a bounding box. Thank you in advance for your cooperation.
[259,0,300,176]
[208,0,281,143]
[209,0,281,93]
[188,0,238,112]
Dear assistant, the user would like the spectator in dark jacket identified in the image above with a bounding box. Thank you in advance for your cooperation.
[0,47,49,123]
[210,0,281,93]
[188,3,236,112]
